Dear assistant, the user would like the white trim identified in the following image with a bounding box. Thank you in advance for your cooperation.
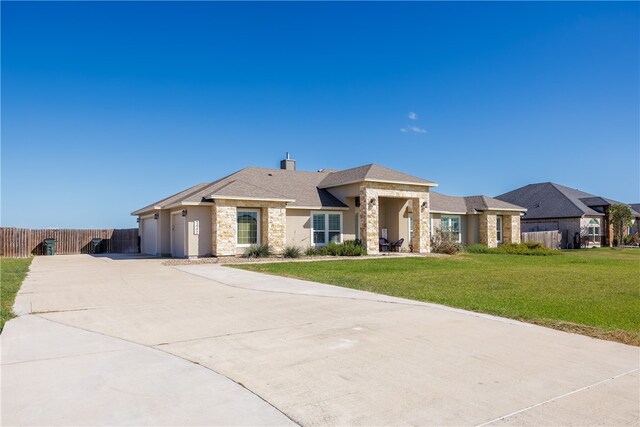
[430,210,471,215]
[286,205,350,211]
[236,208,261,247]
[310,211,343,246]
[170,210,183,215]
[140,213,158,220]
[210,195,295,203]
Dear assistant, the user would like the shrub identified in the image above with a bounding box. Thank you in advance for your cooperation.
[283,245,302,258]
[434,240,463,255]
[319,240,366,257]
[337,240,367,256]
[624,233,640,246]
[466,244,492,254]
[467,243,556,256]
[242,244,271,258]
[497,243,555,255]
[431,228,463,254]
[305,246,321,256]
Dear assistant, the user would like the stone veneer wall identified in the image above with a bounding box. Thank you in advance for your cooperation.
[212,203,237,256]
[265,206,286,254]
[359,182,431,255]
[479,212,498,248]
[480,212,522,247]
[503,214,521,244]
[211,199,287,256]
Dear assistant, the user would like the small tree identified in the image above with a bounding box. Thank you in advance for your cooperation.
[608,204,634,247]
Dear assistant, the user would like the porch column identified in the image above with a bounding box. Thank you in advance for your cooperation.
[360,186,379,255]
[503,214,521,244]
[264,204,286,254]
[480,212,498,248]
[212,202,236,256]
[412,196,431,254]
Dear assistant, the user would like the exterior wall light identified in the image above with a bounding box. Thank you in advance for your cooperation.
[421,201,428,210]
[181,209,188,217]
[370,198,377,206]
[153,213,159,219]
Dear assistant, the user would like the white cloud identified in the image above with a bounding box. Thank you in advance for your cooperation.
[400,126,426,134]
[408,112,417,120]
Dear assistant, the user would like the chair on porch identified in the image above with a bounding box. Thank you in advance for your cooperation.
[379,238,389,252]
[391,238,404,252]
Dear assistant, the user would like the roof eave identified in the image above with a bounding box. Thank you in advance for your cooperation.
[319,178,438,189]
[131,206,160,216]
[210,195,296,203]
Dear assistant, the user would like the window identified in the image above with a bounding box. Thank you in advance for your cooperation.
[496,215,503,243]
[237,209,259,246]
[440,215,461,242]
[312,212,342,246]
[355,213,360,240]
[587,218,600,244]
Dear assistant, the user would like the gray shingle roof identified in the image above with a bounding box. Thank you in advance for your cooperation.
[430,192,525,214]
[131,182,211,215]
[189,168,346,208]
[133,163,442,214]
[318,164,437,189]
[495,182,638,220]
[631,204,640,217]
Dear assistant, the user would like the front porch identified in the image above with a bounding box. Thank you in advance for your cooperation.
[358,183,431,255]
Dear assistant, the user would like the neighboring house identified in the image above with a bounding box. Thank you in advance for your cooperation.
[496,182,640,249]
[630,204,640,236]
[132,155,525,257]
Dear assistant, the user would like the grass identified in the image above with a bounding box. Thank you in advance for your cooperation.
[1,258,32,332]
[235,248,640,345]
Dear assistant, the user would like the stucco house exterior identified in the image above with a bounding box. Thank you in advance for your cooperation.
[132,156,525,257]
[496,182,640,249]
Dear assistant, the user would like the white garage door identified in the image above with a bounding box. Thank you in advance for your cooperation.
[141,217,158,255]
[171,214,186,258]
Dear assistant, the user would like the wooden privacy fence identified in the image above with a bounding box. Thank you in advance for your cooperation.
[521,230,562,250]
[0,227,139,258]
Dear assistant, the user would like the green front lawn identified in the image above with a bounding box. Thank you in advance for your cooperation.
[235,249,640,345]
[1,258,32,332]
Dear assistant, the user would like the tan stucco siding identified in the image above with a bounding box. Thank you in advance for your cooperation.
[466,215,480,245]
[159,210,171,256]
[186,206,213,257]
[286,209,312,248]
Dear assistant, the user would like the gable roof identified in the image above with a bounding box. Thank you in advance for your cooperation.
[430,192,525,214]
[131,182,211,215]
[495,182,638,220]
[318,164,437,189]
[132,167,349,215]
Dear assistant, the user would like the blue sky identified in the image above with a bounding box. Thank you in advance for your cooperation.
[2,1,638,228]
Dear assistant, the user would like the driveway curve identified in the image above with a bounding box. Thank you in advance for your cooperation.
[3,254,638,426]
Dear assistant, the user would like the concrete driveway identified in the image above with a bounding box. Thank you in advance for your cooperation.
[2,255,638,426]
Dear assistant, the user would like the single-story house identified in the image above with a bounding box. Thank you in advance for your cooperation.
[132,155,526,257]
[496,182,640,249]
